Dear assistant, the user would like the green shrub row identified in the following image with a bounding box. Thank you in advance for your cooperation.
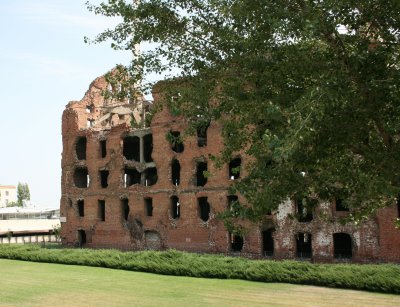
[0,244,399,294]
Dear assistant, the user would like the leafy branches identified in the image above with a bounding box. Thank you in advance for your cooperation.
[86,0,400,222]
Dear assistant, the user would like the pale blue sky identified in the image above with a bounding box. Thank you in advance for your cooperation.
[0,1,132,208]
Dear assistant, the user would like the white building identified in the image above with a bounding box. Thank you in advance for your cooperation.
[0,186,17,208]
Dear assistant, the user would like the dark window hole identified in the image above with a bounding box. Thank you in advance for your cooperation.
[123,136,140,161]
[198,197,210,222]
[76,137,87,160]
[98,200,105,222]
[171,196,180,219]
[229,158,241,180]
[100,170,109,188]
[74,168,89,188]
[333,233,352,259]
[296,233,312,258]
[124,168,141,187]
[171,159,181,186]
[145,198,153,217]
[196,161,207,186]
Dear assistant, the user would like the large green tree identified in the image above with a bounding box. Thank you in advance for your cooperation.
[86,0,400,224]
[17,182,30,207]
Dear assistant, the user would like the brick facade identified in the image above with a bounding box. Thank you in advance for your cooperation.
[60,74,400,263]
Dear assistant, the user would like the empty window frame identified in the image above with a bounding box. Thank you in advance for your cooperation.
[145,198,153,217]
[198,197,210,222]
[124,168,141,187]
[197,123,209,147]
[335,199,349,212]
[144,167,158,186]
[171,196,180,219]
[143,134,153,163]
[229,158,241,180]
[100,170,109,188]
[76,137,87,160]
[123,136,140,161]
[333,233,352,259]
[121,199,129,221]
[296,233,312,258]
[262,229,274,257]
[171,159,181,186]
[87,120,94,128]
[295,198,313,222]
[77,200,84,217]
[98,200,105,222]
[100,140,107,158]
[227,195,240,217]
[77,229,86,247]
[196,161,207,186]
[230,233,244,252]
[227,195,238,207]
[86,104,94,113]
[170,131,184,153]
[74,168,89,188]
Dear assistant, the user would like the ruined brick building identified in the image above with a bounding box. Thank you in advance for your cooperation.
[60,73,400,263]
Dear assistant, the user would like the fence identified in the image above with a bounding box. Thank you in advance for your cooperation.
[0,234,60,244]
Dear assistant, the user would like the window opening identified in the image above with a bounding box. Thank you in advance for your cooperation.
[197,123,209,147]
[295,198,313,222]
[74,168,89,188]
[333,233,352,259]
[77,230,86,247]
[335,199,349,211]
[171,159,181,186]
[124,168,141,187]
[171,196,180,219]
[296,233,312,258]
[227,195,240,216]
[76,137,87,160]
[198,197,210,222]
[170,131,184,153]
[229,158,241,180]
[228,195,238,206]
[121,199,129,221]
[262,229,274,256]
[230,234,243,252]
[144,167,158,186]
[100,170,109,188]
[86,105,94,113]
[145,198,153,217]
[98,200,105,222]
[77,200,84,217]
[123,136,140,161]
[100,140,107,158]
[143,134,153,162]
[196,161,207,186]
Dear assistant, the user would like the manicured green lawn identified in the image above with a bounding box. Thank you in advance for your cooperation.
[0,259,399,306]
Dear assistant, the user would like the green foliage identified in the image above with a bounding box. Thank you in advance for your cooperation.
[52,225,61,242]
[165,130,183,146]
[6,201,18,208]
[17,182,30,207]
[85,1,400,222]
[0,245,399,294]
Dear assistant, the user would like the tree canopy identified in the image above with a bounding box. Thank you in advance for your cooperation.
[86,0,400,224]
[17,182,30,207]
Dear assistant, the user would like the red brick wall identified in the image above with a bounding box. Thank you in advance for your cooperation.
[60,74,400,263]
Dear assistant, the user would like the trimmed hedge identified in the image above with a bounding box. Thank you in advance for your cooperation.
[0,244,399,294]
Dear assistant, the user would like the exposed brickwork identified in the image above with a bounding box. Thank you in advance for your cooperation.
[60,73,400,263]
